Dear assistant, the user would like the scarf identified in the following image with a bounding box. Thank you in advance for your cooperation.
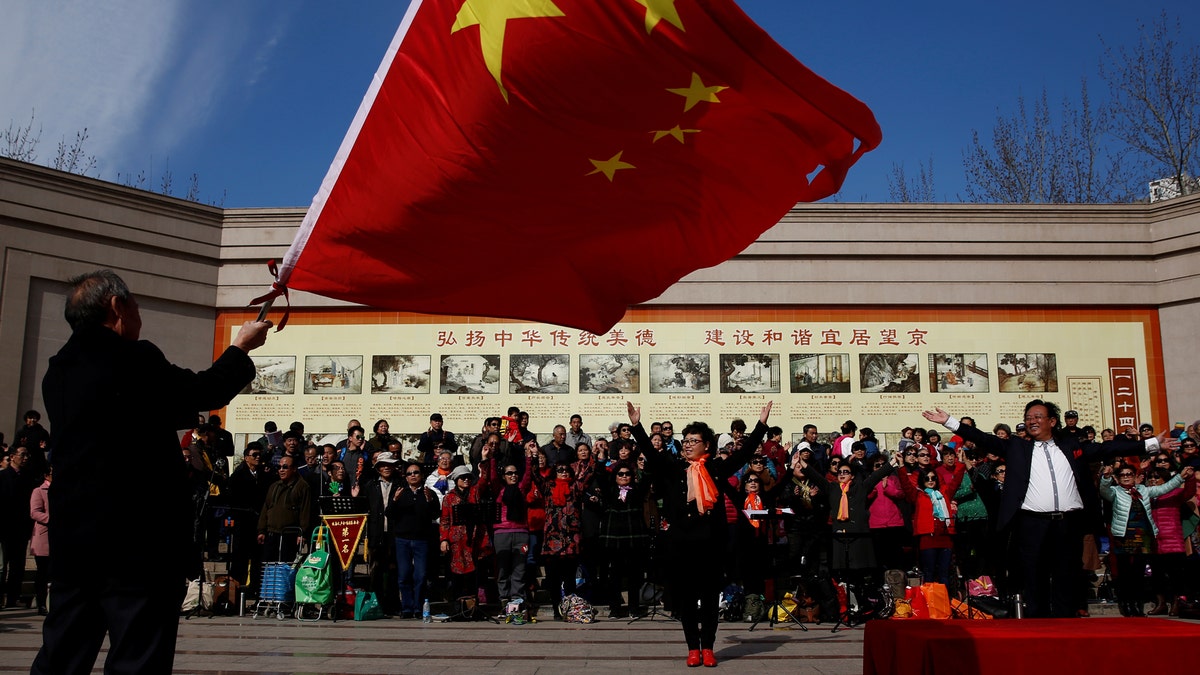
[687,456,719,514]
[837,481,851,520]
[925,488,950,523]
[551,479,572,508]
[618,485,632,503]
[744,492,763,529]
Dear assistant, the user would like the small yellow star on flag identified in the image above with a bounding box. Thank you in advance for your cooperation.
[633,0,685,34]
[452,0,565,103]
[667,72,727,112]
[651,125,701,144]
[587,152,635,181]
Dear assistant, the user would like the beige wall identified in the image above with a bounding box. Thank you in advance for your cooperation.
[5,155,1200,436]
[0,159,221,437]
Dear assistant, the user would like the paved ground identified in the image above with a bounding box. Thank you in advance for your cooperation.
[0,604,867,674]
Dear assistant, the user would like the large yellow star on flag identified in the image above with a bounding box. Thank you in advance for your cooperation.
[633,0,685,34]
[452,0,565,103]
[667,72,728,112]
[587,152,635,182]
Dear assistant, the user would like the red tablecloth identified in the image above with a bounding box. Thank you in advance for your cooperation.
[864,618,1200,675]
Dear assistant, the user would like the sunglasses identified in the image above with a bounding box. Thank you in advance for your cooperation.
[556,468,572,473]
[616,471,633,477]
[247,453,261,458]
[504,470,519,476]
[1118,472,1136,477]
[916,453,930,458]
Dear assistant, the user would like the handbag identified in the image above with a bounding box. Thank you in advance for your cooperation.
[967,575,998,598]
[920,582,952,619]
[354,591,384,621]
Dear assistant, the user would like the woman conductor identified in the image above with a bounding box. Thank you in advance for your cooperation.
[628,400,772,668]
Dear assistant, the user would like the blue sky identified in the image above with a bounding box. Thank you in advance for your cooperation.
[2,1,1196,206]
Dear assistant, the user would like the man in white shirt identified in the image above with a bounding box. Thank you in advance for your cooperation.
[923,399,1173,618]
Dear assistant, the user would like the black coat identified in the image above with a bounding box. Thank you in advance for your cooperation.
[953,424,1148,531]
[634,420,767,546]
[41,324,254,585]
[803,462,895,535]
[0,466,38,539]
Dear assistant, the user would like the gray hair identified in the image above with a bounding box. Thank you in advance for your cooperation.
[64,270,131,330]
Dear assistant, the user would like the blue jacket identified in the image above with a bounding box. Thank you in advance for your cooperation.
[1099,472,1184,537]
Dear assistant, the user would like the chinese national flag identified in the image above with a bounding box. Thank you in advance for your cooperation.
[275,0,881,335]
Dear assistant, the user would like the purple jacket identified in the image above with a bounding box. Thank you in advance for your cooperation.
[30,479,50,557]
[1152,477,1196,555]
[868,475,906,529]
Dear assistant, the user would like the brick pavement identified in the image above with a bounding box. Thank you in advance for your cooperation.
[0,604,867,674]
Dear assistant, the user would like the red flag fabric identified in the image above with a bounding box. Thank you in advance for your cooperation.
[276,0,881,334]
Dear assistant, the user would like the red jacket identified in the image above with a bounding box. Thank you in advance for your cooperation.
[898,464,965,536]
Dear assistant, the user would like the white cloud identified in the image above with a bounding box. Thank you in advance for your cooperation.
[0,1,189,174]
[0,1,287,180]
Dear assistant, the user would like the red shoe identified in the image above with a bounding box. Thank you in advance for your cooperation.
[702,649,718,667]
[686,650,702,667]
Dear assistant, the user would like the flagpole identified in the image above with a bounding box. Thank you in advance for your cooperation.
[255,298,274,323]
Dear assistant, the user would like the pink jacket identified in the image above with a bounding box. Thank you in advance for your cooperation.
[30,479,50,557]
[868,475,907,529]
[1152,476,1196,555]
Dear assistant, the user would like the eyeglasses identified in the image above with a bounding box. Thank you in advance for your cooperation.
[837,470,852,475]
[1117,472,1135,478]
[750,458,765,464]
[681,438,704,446]
[616,471,633,477]
[504,470,519,476]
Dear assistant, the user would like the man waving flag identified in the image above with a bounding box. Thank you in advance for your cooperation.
[265,0,881,334]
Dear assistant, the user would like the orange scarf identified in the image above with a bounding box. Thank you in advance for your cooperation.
[744,492,763,529]
[837,482,851,520]
[687,456,719,514]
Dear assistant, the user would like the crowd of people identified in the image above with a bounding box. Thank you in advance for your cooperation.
[4,399,1181,631]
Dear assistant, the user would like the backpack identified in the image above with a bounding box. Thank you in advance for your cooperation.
[560,594,597,623]
[742,593,766,622]
[211,575,241,615]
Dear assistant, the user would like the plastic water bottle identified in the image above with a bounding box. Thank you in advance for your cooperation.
[422,598,431,623]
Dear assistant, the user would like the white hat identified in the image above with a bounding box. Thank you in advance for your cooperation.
[374,452,400,465]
